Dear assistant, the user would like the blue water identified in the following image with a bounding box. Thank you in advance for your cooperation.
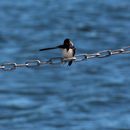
[0,0,130,130]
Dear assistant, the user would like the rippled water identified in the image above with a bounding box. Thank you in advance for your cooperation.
[0,0,130,130]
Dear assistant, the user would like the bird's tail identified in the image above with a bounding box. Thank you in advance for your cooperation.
[68,60,73,66]
[39,46,58,51]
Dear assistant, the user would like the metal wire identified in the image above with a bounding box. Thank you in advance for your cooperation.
[0,46,130,71]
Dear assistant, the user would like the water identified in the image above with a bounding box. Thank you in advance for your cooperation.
[0,0,130,130]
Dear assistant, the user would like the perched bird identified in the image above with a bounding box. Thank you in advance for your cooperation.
[39,38,76,66]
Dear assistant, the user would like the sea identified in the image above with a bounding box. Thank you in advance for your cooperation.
[0,0,130,130]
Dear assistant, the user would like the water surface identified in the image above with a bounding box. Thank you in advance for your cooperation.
[0,0,130,130]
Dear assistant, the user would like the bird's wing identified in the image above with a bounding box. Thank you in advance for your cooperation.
[73,47,76,56]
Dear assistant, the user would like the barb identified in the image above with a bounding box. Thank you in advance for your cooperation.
[0,46,130,71]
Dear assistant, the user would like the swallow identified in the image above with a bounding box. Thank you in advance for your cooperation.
[39,38,76,66]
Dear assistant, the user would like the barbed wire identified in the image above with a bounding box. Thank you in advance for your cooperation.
[0,46,130,71]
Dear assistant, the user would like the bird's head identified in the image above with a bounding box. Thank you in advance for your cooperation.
[63,38,73,48]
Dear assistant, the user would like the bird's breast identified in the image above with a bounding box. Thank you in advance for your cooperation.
[62,49,73,58]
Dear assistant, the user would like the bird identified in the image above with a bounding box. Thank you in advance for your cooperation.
[39,38,76,66]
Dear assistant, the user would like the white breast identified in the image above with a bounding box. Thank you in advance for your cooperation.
[62,49,73,58]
